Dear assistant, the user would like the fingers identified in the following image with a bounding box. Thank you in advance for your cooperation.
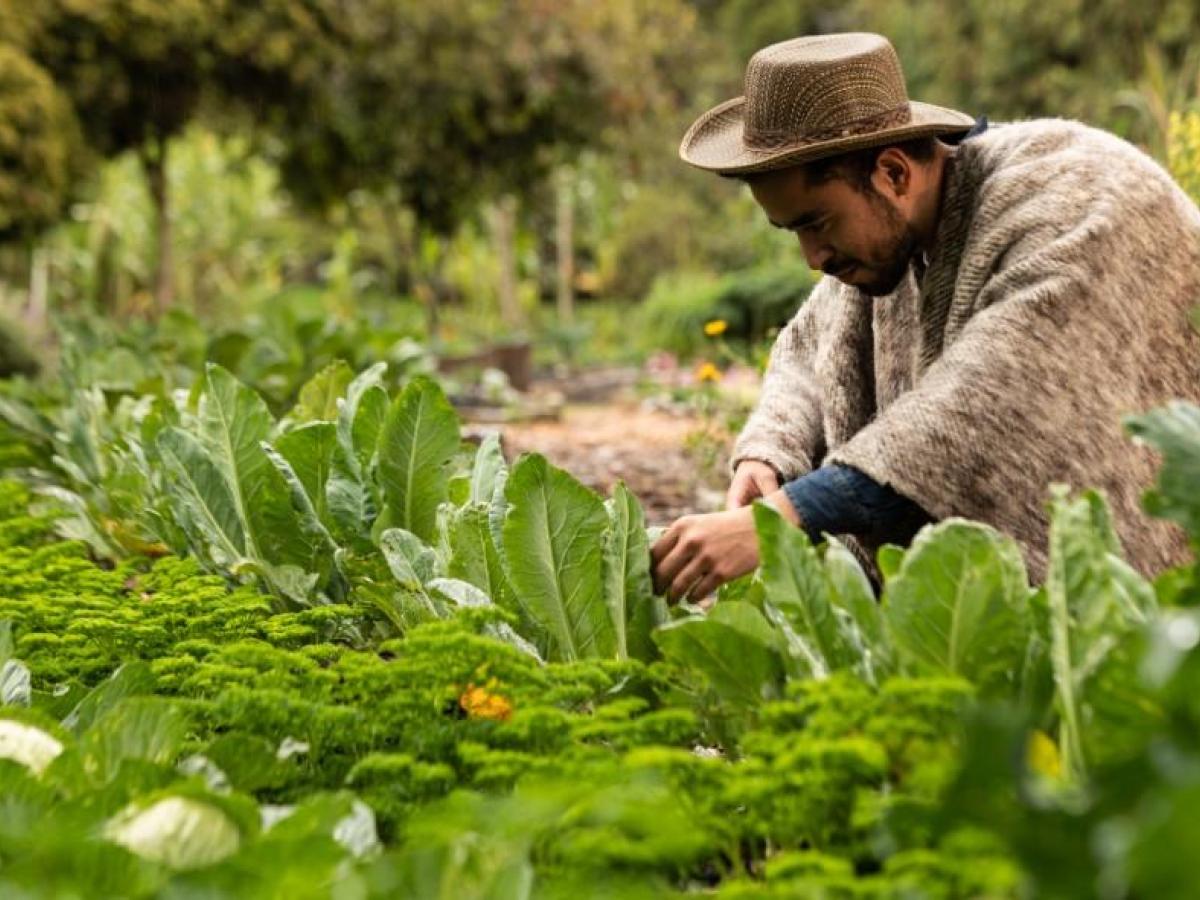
[651,522,689,595]
[650,526,679,569]
[668,551,709,604]
[725,475,758,510]
[688,571,723,604]
[753,471,780,496]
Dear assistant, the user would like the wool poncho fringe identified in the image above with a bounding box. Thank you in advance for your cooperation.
[733,119,1200,585]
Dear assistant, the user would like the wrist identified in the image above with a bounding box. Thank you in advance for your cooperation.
[765,488,802,527]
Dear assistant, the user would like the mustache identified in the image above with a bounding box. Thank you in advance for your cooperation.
[822,259,858,277]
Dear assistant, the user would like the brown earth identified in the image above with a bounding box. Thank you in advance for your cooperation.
[494,401,730,527]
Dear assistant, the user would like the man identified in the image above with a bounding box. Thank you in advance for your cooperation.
[650,32,1200,602]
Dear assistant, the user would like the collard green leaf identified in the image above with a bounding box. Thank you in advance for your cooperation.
[470,433,507,504]
[449,503,512,604]
[262,441,337,559]
[1046,486,1158,780]
[63,662,156,735]
[197,364,274,560]
[335,362,388,473]
[501,454,615,662]
[603,482,665,662]
[273,423,338,525]
[379,528,441,591]
[377,376,461,543]
[1124,401,1200,545]
[0,660,31,708]
[754,503,858,678]
[350,386,389,473]
[883,519,1031,698]
[293,360,354,424]
[825,536,893,682]
[653,602,785,709]
[81,697,190,783]
[877,544,905,582]
[327,442,378,551]
[156,426,247,569]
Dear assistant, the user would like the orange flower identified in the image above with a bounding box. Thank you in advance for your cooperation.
[695,362,722,383]
[459,680,513,721]
[704,319,728,337]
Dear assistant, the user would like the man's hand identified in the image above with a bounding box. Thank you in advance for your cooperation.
[651,506,760,603]
[651,490,802,604]
[726,459,781,510]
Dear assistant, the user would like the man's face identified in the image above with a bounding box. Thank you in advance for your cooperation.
[748,163,920,297]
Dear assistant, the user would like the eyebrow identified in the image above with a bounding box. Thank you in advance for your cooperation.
[769,211,823,230]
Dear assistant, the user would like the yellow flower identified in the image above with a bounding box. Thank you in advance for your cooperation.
[695,362,722,383]
[459,680,513,721]
[704,319,728,337]
[1026,729,1062,780]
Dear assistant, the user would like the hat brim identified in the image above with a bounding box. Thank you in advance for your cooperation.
[679,98,977,175]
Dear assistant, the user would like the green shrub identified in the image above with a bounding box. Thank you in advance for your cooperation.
[636,263,814,358]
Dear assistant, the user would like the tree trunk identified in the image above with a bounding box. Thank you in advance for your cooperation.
[140,136,174,316]
[410,217,443,345]
[491,195,523,331]
[555,168,575,327]
[26,241,47,333]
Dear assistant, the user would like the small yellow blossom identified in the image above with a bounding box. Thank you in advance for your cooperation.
[459,680,513,721]
[1026,729,1061,780]
[695,362,722,383]
[704,319,728,337]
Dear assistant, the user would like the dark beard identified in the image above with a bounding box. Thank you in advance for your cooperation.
[854,191,922,297]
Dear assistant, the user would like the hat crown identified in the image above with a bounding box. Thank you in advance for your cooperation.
[742,33,911,149]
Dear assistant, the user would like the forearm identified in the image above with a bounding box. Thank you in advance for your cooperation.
[779,464,933,546]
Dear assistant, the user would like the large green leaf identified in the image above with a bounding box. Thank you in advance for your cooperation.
[261,440,338,564]
[825,536,893,682]
[882,519,1032,698]
[603,482,665,662]
[1124,401,1200,545]
[293,360,354,424]
[754,503,859,678]
[501,454,615,662]
[377,376,461,543]
[156,426,247,570]
[470,433,507,505]
[449,503,512,606]
[79,697,190,784]
[197,364,275,561]
[272,422,338,526]
[653,602,785,709]
[335,363,388,472]
[1045,487,1158,781]
[379,527,441,591]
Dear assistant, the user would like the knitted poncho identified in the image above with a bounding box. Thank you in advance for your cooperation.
[733,119,1200,585]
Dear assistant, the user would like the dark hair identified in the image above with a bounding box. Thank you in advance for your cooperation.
[725,136,938,193]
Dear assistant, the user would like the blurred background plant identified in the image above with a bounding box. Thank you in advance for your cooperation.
[0,0,1197,381]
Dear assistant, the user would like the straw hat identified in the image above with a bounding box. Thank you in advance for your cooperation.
[680,33,974,175]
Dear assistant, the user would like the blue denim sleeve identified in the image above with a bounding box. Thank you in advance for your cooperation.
[782,464,933,547]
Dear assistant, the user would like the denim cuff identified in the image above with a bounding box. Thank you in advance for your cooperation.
[782,465,871,545]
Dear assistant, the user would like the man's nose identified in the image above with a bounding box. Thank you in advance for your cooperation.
[797,233,833,272]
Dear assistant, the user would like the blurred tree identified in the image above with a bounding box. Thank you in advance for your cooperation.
[260,0,706,339]
[0,45,82,242]
[694,0,1200,147]
[29,0,214,313]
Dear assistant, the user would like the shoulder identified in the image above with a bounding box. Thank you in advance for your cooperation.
[958,119,1198,242]
[964,118,1179,206]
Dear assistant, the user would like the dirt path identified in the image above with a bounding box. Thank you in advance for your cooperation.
[495,402,730,527]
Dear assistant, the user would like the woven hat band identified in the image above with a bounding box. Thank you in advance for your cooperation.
[744,104,912,150]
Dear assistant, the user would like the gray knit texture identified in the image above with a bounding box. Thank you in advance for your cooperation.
[733,119,1200,585]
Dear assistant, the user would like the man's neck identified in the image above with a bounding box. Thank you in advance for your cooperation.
[912,142,955,256]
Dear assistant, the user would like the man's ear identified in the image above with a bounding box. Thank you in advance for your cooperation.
[872,147,912,199]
